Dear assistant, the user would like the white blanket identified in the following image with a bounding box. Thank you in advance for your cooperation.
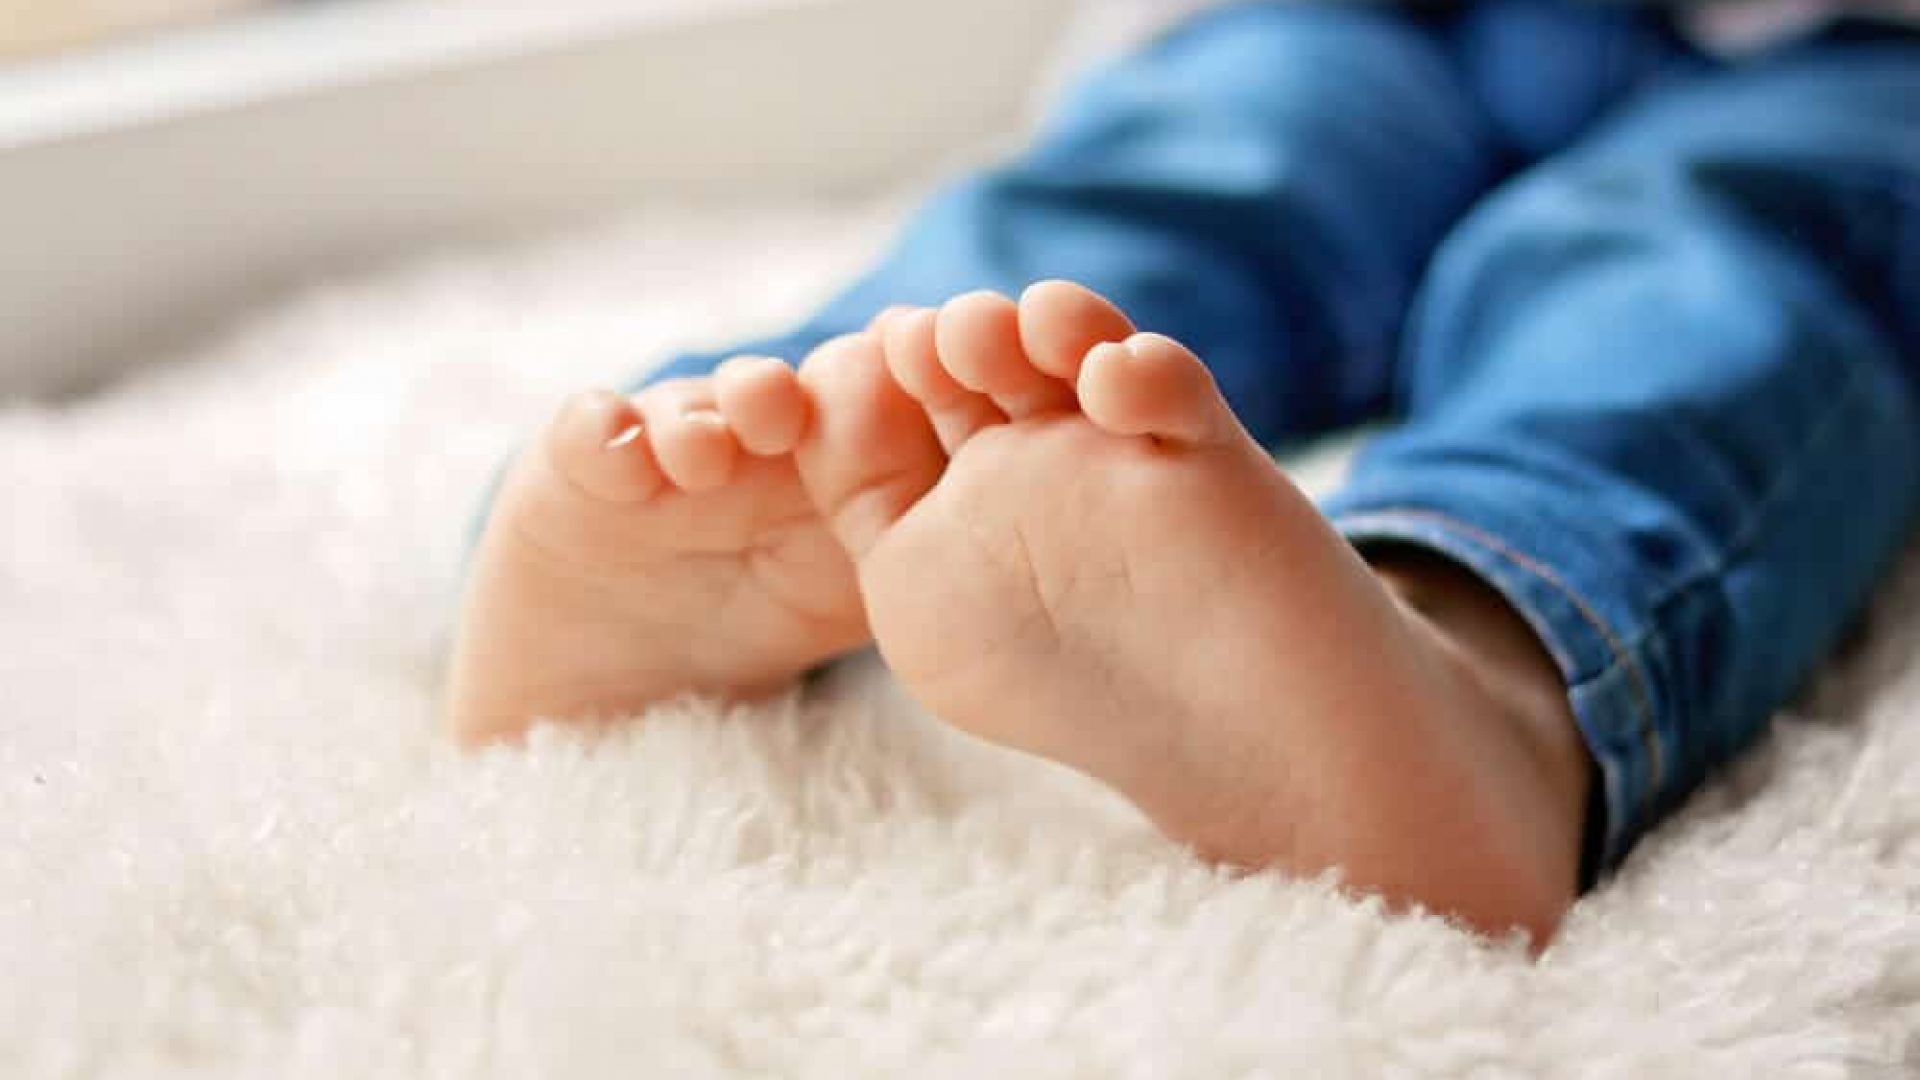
[3,201,1916,1078]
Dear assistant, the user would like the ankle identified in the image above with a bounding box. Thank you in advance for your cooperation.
[1369,545,1595,890]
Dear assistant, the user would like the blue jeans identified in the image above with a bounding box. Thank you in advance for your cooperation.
[633,1,1920,882]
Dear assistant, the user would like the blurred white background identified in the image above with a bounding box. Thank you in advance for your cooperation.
[0,0,1128,396]
[0,0,259,58]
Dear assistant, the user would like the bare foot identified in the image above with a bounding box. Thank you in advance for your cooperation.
[792,282,1593,945]
[446,357,868,744]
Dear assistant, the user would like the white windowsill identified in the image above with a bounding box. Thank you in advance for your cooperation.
[0,0,1070,396]
[1,0,830,151]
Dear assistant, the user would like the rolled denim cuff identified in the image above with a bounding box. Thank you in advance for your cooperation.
[1320,494,1672,885]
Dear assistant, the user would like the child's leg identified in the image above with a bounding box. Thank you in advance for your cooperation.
[643,0,1681,445]
[450,1,1671,742]
[1326,29,1920,884]
[773,31,1919,945]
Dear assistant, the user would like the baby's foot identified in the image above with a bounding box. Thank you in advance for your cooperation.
[447,358,870,744]
[793,283,1592,944]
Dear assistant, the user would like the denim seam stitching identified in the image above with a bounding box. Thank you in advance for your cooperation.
[1337,508,1650,690]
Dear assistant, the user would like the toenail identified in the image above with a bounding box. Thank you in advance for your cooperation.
[605,423,644,450]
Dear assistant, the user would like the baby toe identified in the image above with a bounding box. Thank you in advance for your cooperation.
[880,306,1006,454]
[544,389,665,503]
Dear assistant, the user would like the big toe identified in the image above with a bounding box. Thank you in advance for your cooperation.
[1078,333,1241,448]
[794,333,947,561]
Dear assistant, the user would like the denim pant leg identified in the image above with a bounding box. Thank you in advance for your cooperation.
[469,1,1677,540]
[643,1,1520,446]
[1323,33,1920,884]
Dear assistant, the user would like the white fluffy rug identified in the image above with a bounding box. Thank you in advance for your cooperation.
[3,199,1918,1079]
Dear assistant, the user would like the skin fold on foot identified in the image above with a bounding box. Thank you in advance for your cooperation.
[790,281,1595,946]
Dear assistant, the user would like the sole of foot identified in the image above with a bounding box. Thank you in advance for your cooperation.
[792,281,1591,946]
[446,356,867,745]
